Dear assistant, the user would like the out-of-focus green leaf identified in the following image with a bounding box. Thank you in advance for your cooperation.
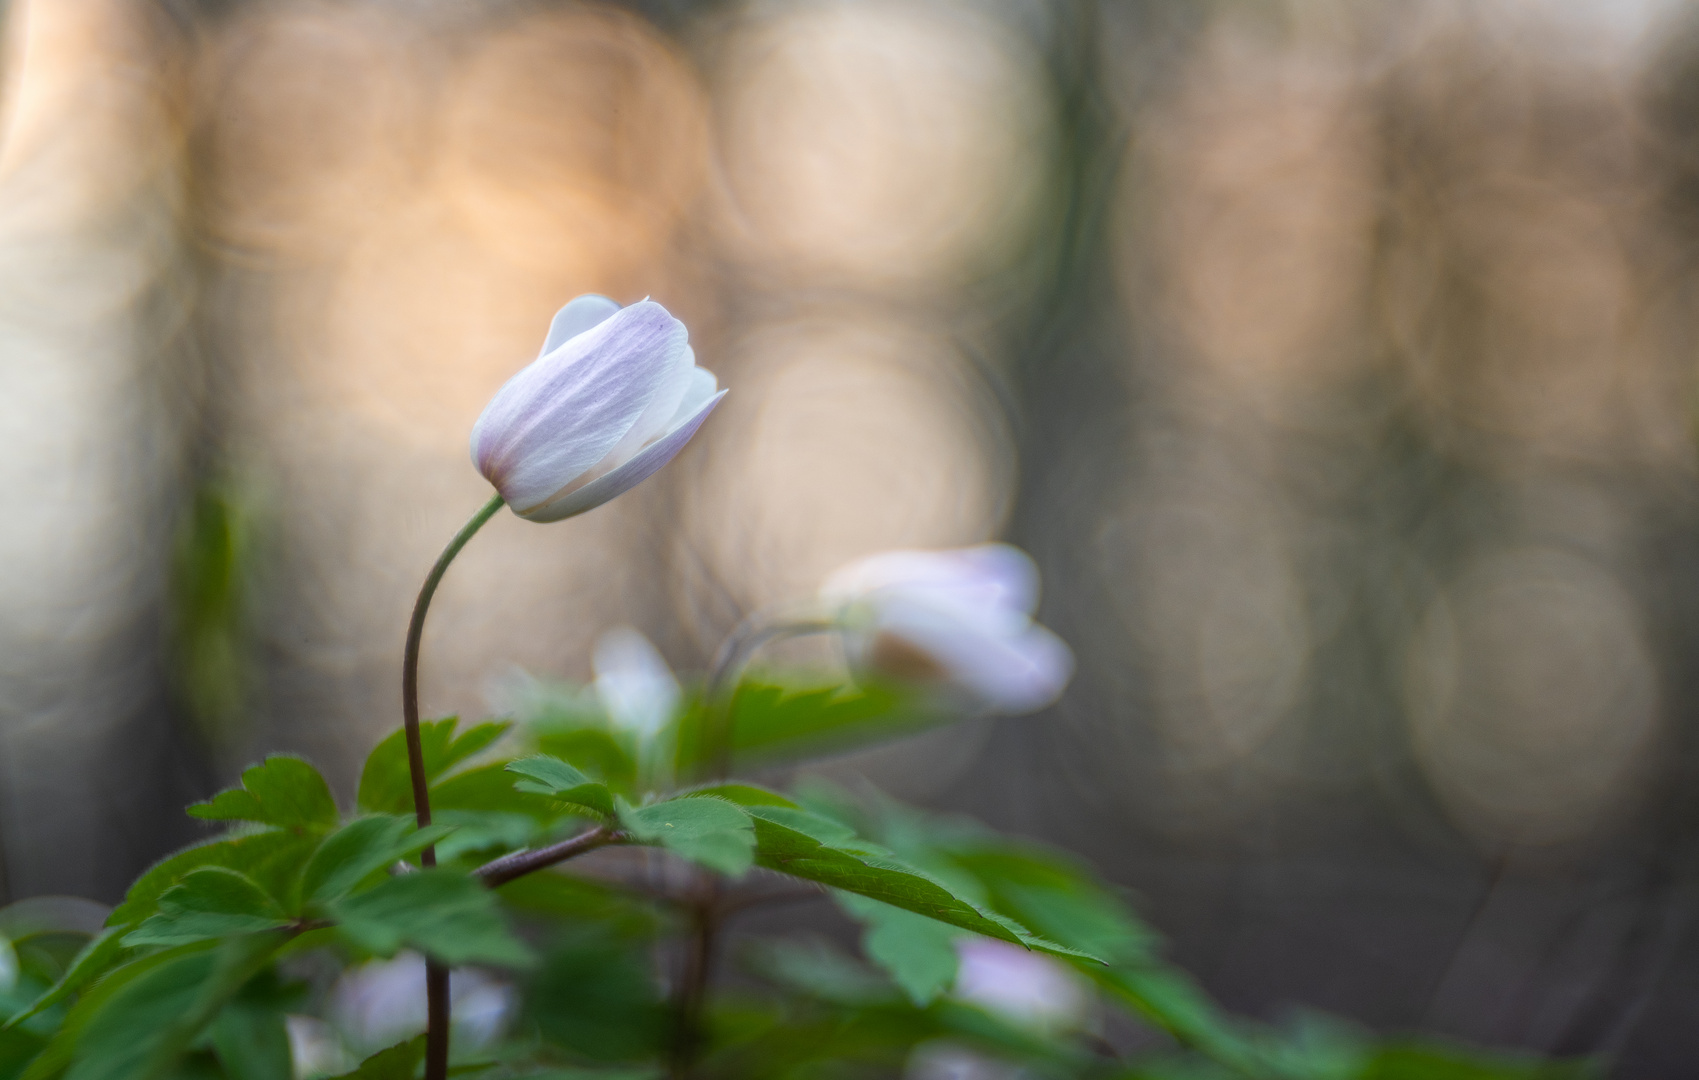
[1362,1041,1599,1080]
[430,811,537,863]
[680,783,799,809]
[2,929,126,1031]
[745,808,1096,964]
[495,873,660,936]
[357,719,513,816]
[123,869,289,947]
[326,869,532,967]
[675,679,922,774]
[1097,966,1259,1071]
[741,938,895,1006]
[108,832,319,930]
[297,817,454,907]
[430,763,567,823]
[506,757,616,819]
[51,934,285,1080]
[620,798,755,877]
[948,846,1157,964]
[836,894,960,1005]
[0,1024,49,1080]
[187,756,339,833]
[524,931,666,1062]
[534,729,637,795]
[209,998,292,1080]
[324,1035,423,1080]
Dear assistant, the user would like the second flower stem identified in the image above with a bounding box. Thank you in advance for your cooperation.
[401,491,505,1080]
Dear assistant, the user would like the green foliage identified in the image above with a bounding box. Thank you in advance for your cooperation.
[358,719,513,816]
[297,817,454,908]
[327,869,531,968]
[506,757,616,819]
[5,667,1598,1080]
[123,869,289,947]
[187,756,340,833]
[673,679,921,773]
[835,894,960,1005]
[522,931,666,1063]
[619,797,755,877]
[325,1036,424,1080]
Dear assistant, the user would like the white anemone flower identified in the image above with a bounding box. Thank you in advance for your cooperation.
[472,295,725,522]
[820,544,1073,714]
[594,626,681,739]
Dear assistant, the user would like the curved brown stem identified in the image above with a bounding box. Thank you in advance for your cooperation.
[401,492,504,1080]
[473,826,625,887]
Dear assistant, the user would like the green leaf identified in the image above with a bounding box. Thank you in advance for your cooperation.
[326,869,532,967]
[1097,966,1259,1069]
[947,846,1157,964]
[506,757,616,818]
[836,894,960,1005]
[675,679,923,773]
[187,756,339,832]
[210,999,292,1080]
[109,831,320,930]
[55,934,286,1080]
[620,798,755,877]
[679,783,799,809]
[124,869,289,947]
[297,817,454,907]
[325,1035,424,1080]
[744,808,1096,964]
[357,719,513,815]
[1363,1041,1597,1080]
[523,932,666,1062]
[430,763,568,823]
[2,929,126,1030]
[534,730,637,795]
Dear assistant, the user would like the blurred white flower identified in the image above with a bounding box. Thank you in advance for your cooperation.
[905,1040,1025,1080]
[285,1015,351,1080]
[951,938,1090,1032]
[821,544,1073,713]
[594,626,681,737]
[471,295,725,523]
[329,952,515,1056]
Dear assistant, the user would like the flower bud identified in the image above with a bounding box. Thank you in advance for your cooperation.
[472,295,725,522]
[820,544,1073,714]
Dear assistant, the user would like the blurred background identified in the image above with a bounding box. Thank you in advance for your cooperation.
[3,0,1699,1072]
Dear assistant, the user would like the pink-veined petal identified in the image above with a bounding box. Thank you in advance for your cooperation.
[471,300,686,513]
[517,387,726,523]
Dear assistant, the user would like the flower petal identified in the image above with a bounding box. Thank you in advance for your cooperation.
[517,386,726,523]
[870,596,1074,714]
[538,294,620,358]
[594,627,681,738]
[471,300,687,513]
[593,345,697,476]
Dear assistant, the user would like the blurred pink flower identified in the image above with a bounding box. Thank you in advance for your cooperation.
[472,295,724,522]
[951,938,1089,1031]
[821,544,1073,713]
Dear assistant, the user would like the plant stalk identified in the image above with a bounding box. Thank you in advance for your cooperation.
[402,491,504,1080]
[700,616,835,777]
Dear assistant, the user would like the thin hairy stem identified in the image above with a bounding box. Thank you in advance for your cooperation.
[473,826,625,887]
[401,492,504,1080]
